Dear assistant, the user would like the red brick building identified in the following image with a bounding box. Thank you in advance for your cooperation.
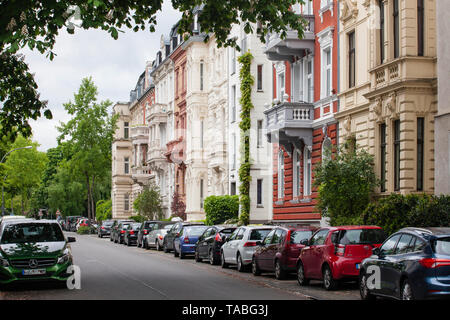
[264,1,338,226]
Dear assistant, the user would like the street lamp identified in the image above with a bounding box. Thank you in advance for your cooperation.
[1,146,33,216]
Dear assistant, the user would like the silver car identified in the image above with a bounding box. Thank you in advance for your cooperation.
[143,223,174,250]
[220,226,274,272]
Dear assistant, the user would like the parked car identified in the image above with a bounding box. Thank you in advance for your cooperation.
[359,227,450,300]
[296,226,386,290]
[163,222,204,253]
[137,221,171,248]
[141,222,174,250]
[251,226,315,279]
[0,219,76,286]
[98,220,114,238]
[115,222,133,244]
[195,225,237,265]
[110,219,134,243]
[220,226,275,270]
[65,216,83,231]
[76,218,89,231]
[173,225,209,259]
[123,223,142,246]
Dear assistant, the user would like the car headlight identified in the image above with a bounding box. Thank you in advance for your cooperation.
[57,249,72,265]
[0,257,10,267]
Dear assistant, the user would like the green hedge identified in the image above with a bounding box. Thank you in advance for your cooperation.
[77,226,91,235]
[128,215,145,223]
[204,195,239,226]
[361,193,450,235]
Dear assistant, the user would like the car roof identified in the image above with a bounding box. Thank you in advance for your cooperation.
[399,227,450,237]
[2,219,58,225]
[324,225,382,231]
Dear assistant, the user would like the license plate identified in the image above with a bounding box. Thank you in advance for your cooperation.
[22,269,46,276]
[356,263,360,270]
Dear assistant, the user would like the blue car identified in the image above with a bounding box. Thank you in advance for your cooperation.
[359,227,450,300]
[173,225,209,259]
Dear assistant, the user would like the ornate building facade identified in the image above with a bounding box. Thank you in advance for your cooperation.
[336,0,437,196]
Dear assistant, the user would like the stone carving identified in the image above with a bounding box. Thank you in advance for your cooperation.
[386,92,398,119]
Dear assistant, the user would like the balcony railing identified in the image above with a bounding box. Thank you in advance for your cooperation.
[130,125,149,140]
[265,15,315,61]
[264,101,314,148]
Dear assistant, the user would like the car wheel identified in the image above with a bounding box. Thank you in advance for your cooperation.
[252,257,261,276]
[323,265,338,290]
[275,260,287,280]
[237,253,246,272]
[297,261,309,286]
[180,251,185,259]
[163,243,169,253]
[156,241,161,251]
[401,279,414,300]
[359,270,376,300]
[221,251,228,269]
[127,238,131,246]
[195,250,202,263]
[209,249,217,265]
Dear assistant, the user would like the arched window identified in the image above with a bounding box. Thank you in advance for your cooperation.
[278,149,285,199]
[304,146,312,196]
[293,149,302,198]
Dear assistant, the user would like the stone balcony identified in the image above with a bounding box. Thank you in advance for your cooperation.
[264,100,314,150]
[165,137,186,164]
[265,15,315,62]
[131,165,152,185]
[130,125,149,145]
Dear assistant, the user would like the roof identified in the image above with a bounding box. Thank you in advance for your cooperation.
[399,227,450,236]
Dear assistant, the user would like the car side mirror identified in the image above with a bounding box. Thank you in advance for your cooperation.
[372,247,381,256]
[300,239,309,246]
[67,237,76,243]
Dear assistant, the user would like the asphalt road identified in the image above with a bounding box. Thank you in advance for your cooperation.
[0,232,314,300]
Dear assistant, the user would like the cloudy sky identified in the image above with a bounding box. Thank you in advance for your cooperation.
[23,2,181,151]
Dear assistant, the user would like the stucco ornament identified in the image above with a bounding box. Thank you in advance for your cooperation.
[386,92,398,119]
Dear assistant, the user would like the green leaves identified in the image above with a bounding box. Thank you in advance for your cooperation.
[133,183,164,220]
[204,195,239,226]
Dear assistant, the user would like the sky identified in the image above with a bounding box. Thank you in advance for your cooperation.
[22,2,181,152]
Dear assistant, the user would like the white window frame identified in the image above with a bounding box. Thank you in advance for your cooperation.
[303,57,314,103]
[293,148,302,198]
[321,47,332,100]
[278,72,286,102]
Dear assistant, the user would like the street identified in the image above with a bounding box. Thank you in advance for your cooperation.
[0,233,360,300]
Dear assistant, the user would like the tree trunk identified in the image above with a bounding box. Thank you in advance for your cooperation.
[86,173,91,221]
[91,175,95,222]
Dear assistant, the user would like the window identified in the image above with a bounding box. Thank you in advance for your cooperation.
[278,72,286,101]
[230,182,236,195]
[231,133,236,170]
[304,146,312,196]
[231,48,236,74]
[124,194,130,211]
[322,48,332,97]
[310,229,329,246]
[348,31,355,88]
[200,119,204,149]
[236,228,245,240]
[393,0,400,58]
[124,122,129,139]
[231,85,236,122]
[380,234,401,256]
[380,123,387,192]
[394,120,400,191]
[124,157,129,174]
[395,234,414,254]
[160,123,166,147]
[306,60,313,103]
[293,149,301,198]
[379,0,385,63]
[417,0,424,56]
[200,61,204,91]
[303,0,313,15]
[264,230,275,245]
[257,65,263,91]
[417,117,424,191]
[278,150,285,199]
[257,120,263,148]
[257,179,263,206]
[200,178,204,209]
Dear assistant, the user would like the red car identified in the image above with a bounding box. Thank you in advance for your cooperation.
[251,226,316,279]
[296,226,386,290]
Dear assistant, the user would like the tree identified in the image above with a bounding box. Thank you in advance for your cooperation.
[4,135,47,214]
[133,183,164,221]
[204,195,239,226]
[0,0,308,138]
[313,139,380,226]
[171,191,186,220]
[96,199,112,222]
[57,77,118,222]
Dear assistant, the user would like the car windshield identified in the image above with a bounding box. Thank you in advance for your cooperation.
[131,223,141,230]
[103,221,113,226]
[121,223,131,229]
[164,224,174,230]
[290,230,313,244]
[338,229,386,245]
[249,229,272,241]
[185,226,209,236]
[0,223,65,244]
[434,237,450,255]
